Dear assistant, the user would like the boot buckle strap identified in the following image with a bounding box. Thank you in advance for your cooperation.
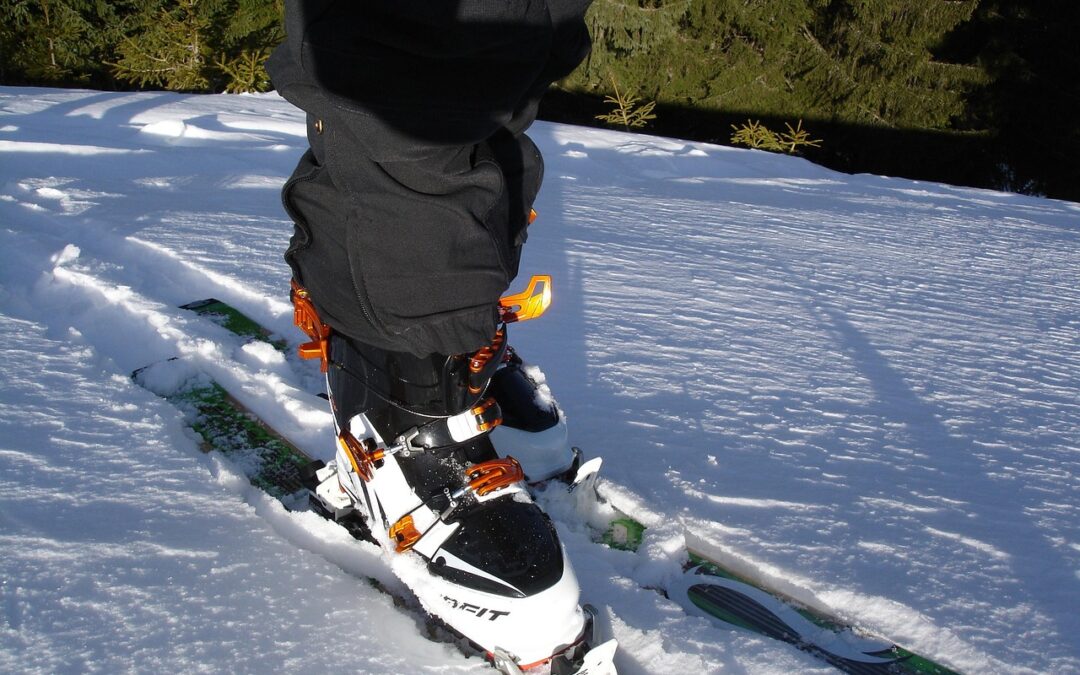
[392,398,503,454]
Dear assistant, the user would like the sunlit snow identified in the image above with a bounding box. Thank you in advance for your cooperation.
[1,87,1078,674]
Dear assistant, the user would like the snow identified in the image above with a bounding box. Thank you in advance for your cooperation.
[1,86,1078,674]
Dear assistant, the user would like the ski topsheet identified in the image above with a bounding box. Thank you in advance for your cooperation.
[143,298,957,675]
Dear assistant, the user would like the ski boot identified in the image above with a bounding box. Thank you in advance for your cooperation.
[293,284,603,672]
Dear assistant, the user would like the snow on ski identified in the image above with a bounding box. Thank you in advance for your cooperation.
[546,458,960,675]
[180,298,288,351]
[564,475,960,675]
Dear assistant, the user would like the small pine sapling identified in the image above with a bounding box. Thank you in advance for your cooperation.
[730,119,822,154]
[595,77,657,132]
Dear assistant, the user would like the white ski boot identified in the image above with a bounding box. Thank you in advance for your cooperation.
[300,330,601,672]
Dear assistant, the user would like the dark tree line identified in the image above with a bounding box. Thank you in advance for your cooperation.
[940,0,1080,199]
[1,0,1075,200]
[568,0,1077,200]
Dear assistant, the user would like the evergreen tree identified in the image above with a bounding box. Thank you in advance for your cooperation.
[573,0,687,100]
[664,0,821,114]
[568,0,816,115]
[111,0,282,92]
[0,0,125,85]
[112,0,222,91]
[804,0,982,128]
[214,0,283,92]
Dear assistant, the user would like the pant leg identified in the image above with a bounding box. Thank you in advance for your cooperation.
[281,110,543,357]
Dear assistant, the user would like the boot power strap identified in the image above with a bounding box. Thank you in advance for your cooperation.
[393,397,502,453]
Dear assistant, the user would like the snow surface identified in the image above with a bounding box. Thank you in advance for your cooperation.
[1,87,1078,674]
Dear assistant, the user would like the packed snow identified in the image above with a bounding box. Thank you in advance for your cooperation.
[1,87,1078,674]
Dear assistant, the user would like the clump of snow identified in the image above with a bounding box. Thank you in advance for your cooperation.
[133,356,205,397]
[51,243,81,266]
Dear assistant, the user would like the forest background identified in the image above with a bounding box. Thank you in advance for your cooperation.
[1,0,1077,202]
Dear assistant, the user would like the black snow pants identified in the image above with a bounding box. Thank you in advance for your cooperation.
[268,0,592,357]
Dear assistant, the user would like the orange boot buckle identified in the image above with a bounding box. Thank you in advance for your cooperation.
[290,280,332,372]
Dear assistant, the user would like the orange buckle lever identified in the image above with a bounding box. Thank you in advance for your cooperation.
[467,457,525,497]
[389,515,423,553]
[290,280,332,372]
[471,397,503,433]
[338,432,384,482]
[469,328,505,374]
[468,328,506,394]
[499,275,551,324]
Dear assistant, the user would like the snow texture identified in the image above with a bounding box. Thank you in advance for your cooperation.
[1,87,1078,674]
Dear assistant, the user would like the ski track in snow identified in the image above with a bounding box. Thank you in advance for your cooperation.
[2,87,1078,674]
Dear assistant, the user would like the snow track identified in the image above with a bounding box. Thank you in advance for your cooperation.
[2,87,1079,674]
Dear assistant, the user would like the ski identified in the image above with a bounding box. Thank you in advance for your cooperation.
[674,559,955,675]
[563,459,960,675]
[155,297,957,675]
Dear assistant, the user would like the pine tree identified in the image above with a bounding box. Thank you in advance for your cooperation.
[0,0,124,85]
[803,0,983,128]
[215,0,283,92]
[112,0,216,91]
[111,0,283,92]
[664,0,821,114]
[567,0,688,99]
[595,76,658,130]
[566,1,833,116]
